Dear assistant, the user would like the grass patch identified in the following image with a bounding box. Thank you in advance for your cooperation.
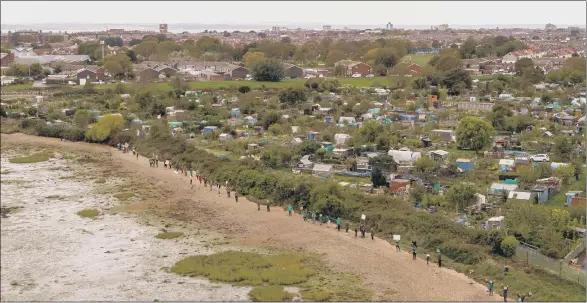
[155,231,184,239]
[171,251,314,286]
[46,195,61,200]
[402,53,435,66]
[76,208,100,218]
[9,151,53,164]
[249,285,294,302]
[0,83,34,91]
[0,170,11,174]
[171,251,373,301]
[59,176,76,180]
[1,180,28,185]
[114,192,135,201]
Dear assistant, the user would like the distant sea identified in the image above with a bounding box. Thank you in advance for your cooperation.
[1,23,585,33]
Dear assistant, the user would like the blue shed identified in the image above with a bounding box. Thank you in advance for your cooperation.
[202,126,219,136]
[456,158,473,172]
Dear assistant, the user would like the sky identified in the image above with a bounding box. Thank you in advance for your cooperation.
[1,1,586,26]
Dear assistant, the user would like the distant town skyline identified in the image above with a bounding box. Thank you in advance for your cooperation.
[1,1,585,27]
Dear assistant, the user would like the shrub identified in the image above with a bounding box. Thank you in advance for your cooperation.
[301,287,331,301]
[76,209,100,218]
[238,86,251,94]
[155,231,184,239]
[440,242,486,265]
[501,236,519,258]
[248,286,294,302]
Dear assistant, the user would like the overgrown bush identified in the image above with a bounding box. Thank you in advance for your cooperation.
[501,236,519,258]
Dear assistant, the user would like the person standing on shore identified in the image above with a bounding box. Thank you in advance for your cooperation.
[287,204,293,216]
[311,211,316,223]
[136,149,139,160]
[412,245,417,260]
[318,213,323,225]
[395,239,401,252]
[438,253,442,268]
[266,200,271,212]
[370,228,375,240]
[487,279,494,296]
[302,209,307,221]
[235,193,239,203]
[426,253,430,265]
[354,227,358,237]
[336,218,341,231]
[345,222,349,233]
[503,285,508,302]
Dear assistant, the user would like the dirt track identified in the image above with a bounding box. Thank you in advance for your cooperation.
[1,133,500,301]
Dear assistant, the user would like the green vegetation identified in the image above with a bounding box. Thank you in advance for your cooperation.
[155,231,184,239]
[76,208,100,218]
[114,192,135,201]
[9,151,53,163]
[171,251,372,301]
[248,286,294,302]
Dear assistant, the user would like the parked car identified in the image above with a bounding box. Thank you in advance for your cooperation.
[366,74,374,78]
[351,74,362,78]
[530,154,550,162]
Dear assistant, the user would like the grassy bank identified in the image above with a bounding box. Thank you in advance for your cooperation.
[9,151,53,164]
[170,250,372,302]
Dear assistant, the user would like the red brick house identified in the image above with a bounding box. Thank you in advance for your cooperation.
[335,60,371,77]
[0,52,14,67]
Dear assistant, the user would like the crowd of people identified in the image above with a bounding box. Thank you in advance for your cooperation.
[118,145,529,302]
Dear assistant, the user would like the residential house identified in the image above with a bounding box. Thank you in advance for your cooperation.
[45,74,75,85]
[298,155,314,170]
[334,60,371,77]
[283,63,303,78]
[229,66,249,80]
[137,68,160,83]
[388,148,421,165]
[156,66,177,78]
[334,133,350,146]
[75,68,97,84]
[199,69,226,81]
[312,164,334,178]
[0,52,14,67]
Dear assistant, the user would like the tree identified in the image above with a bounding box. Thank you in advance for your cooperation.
[133,40,158,59]
[563,57,586,73]
[371,167,389,188]
[373,48,399,68]
[459,37,477,59]
[489,103,513,130]
[251,58,284,82]
[126,50,138,63]
[514,58,534,75]
[260,110,281,130]
[279,87,307,105]
[441,68,472,95]
[238,86,251,94]
[358,120,384,143]
[445,182,477,212]
[412,77,428,90]
[415,156,435,173]
[553,136,573,161]
[103,54,133,78]
[73,109,92,129]
[409,183,427,205]
[243,51,265,68]
[456,116,494,153]
[373,64,387,76]
[325,50,345,66]
[500,236,519,258]
[85,114,125,142]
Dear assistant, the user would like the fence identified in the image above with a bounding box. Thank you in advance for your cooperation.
[516,243,586,286]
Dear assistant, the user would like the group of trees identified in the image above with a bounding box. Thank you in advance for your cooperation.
[459,35,527,59]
